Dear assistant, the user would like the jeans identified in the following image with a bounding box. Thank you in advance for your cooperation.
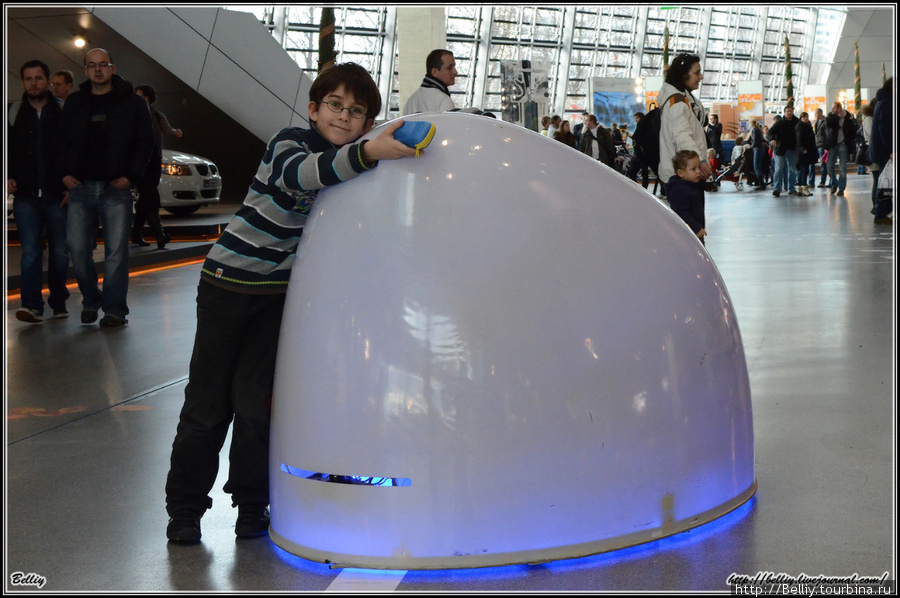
[66,181,134,318]
[13,195,70,313]
[818,148,828,185]
[827,143,850,191]
[166,280,286,516]
[754,148,768,187]
[774,150,798,192]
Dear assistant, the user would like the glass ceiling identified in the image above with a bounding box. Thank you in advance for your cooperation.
[227,5,846,120]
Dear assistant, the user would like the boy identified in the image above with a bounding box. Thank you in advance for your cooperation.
[165,63,417,543]
[666,150,707,244]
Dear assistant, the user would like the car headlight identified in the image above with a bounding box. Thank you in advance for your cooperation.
[162,162,192,176]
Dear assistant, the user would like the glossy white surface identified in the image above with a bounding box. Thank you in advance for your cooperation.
[157,149,221,213]
[269,113,755,569]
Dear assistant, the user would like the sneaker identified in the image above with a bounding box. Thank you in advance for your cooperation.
[874,217,893,225]
[817,183,826,188]
[81,309,99,324]
[235,505,270,538]
[830,187,837,195]
[836,189,844,196]
[99,314,128,327]
[16,307,44,323]
[788,190,797,196]
[52,308,70,319]
[773,190,781,197]
[167,516,202,543]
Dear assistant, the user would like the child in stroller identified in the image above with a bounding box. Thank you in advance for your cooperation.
[715,143,758,190]
[705,148,721,191]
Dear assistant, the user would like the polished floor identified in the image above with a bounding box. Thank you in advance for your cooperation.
[4,174,895,592]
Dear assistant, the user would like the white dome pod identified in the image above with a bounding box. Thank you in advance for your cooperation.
[269,112,755,570]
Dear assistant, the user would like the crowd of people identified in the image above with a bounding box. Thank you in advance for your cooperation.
[540,54,893,239]
[9,51,184,326]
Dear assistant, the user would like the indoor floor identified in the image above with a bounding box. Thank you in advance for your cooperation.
[4,173,895,592]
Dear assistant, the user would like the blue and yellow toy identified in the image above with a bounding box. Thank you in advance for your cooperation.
[393,121,436,157]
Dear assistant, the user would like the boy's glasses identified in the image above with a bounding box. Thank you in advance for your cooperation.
[320,100,367,119]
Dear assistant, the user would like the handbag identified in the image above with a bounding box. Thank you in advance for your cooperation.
[857,141,871,166]
[876,158,893,202]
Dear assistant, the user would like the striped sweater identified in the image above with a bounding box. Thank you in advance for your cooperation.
[201,125,373,292]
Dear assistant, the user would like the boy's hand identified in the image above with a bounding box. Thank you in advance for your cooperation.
[362,120,418,163]
[697,228,707,240]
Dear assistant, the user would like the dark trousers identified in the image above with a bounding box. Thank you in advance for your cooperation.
[166,279,287,516]
[873,161,893,219]
[132,166,166,240]
[626,153,650,188]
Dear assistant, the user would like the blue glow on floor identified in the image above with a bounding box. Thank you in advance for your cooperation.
[274,496,756,582]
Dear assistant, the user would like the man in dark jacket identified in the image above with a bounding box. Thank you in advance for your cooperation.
[572,111,589,146]
[869,78,893,224]
[824,101,856,196]
[766,106,799,197]
[58,48,155,327]
[578,114,616,168]
[706,113,723,160]
[8,59,70,323]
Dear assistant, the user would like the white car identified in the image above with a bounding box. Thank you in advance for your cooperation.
[158,149,222,215]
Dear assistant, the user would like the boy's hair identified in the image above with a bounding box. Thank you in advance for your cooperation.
[707,148,716,157]
[20,59,50,79]
[135,85,156,104]
[309,62,381,119]
[672,149,700,173]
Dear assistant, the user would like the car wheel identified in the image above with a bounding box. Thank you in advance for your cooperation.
[164,206,201,216]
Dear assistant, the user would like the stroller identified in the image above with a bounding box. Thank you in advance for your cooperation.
[714,147,758,190]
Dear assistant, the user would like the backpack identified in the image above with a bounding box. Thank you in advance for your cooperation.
[632,93,688,174]
[632,107,662,173]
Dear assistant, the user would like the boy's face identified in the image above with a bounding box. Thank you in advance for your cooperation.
[677,157,704,184]
[308,84,374,147]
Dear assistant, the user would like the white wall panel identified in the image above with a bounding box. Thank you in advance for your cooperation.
[209,8,302,106]
[89,6,312,142]
[198,46,293,141]
[91,6,208,88]
[171,6,218,40]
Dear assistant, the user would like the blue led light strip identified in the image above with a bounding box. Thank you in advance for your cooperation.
[281,463,412,487]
